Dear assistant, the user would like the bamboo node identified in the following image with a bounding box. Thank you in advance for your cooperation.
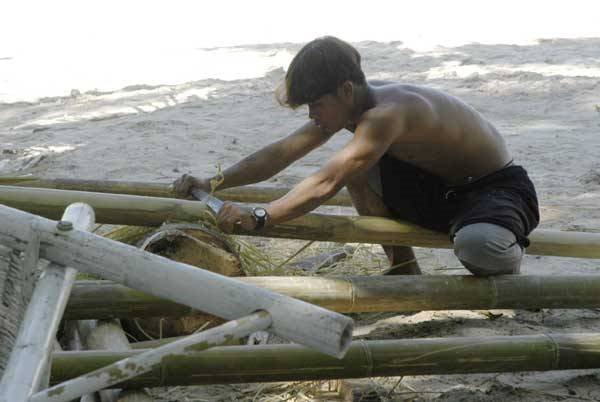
[358,340,374,377]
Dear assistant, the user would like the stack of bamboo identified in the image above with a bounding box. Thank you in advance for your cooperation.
[1,178,600,392]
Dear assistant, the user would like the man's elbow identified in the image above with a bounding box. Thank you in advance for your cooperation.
[314,175,344,201]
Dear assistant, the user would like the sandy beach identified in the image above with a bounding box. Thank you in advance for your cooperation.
[1,2,600,400]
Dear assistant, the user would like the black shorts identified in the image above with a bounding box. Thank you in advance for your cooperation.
[379,154,540,247]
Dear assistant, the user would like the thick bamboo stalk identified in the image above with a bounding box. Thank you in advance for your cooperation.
[49,333,600,386]
[32,312,271,402]
[0,177,353,206]
[65,275,600,319]
[0,203,95,401]
[1,185,599,259]
[0,203,353,358]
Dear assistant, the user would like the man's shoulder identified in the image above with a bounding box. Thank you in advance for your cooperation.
[359,89,438,133]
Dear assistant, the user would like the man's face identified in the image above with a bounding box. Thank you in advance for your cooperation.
[307,93,351,134]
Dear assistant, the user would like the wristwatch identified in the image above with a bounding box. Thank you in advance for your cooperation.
[252,207,268,230]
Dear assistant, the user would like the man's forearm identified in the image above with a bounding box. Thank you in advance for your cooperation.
[212,146,289,190]
[265,174,341,225]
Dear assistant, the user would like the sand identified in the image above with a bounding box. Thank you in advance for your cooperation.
[1,37,600,401]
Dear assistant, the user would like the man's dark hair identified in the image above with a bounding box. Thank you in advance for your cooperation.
[277,36,366,108]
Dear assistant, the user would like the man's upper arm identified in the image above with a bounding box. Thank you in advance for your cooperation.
[316,97,433,187]
[317,116,398,186]
[271,121,334,164]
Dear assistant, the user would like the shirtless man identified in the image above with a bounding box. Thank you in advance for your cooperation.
[173,36,539,276]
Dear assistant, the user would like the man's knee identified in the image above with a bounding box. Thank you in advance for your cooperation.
[453,223,523,276]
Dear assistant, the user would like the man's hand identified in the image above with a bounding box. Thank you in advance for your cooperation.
[216,202,257,233]
[171,174,210,198]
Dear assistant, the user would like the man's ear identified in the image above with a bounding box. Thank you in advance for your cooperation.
[341,81,354,100]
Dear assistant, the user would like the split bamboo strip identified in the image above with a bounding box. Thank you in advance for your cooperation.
[0,185,599,258]
[49,333,600,387]
[66,275,600,319]
[0,203,353,358]
[0,177,353,206]
[0,203,95,401]
[32,311,272,402]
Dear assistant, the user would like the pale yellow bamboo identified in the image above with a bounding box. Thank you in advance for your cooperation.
[66,275,600,319]
[0,176,353,206]
[1,185,599,258]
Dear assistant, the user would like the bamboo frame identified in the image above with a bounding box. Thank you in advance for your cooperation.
[0,185,599,259]
[48,333,600,386]
[0,203,353,358]
[0,203,95,401]
[64,275,600,319]
[32,312,271,402]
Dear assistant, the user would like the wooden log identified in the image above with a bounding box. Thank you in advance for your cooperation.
[0,204,353,358]
[66,275,600,319]
[49,333,600,386]
[0,203,94,401]
[0,176,354,206]
[32,312,271,402]
[1,185,599,259]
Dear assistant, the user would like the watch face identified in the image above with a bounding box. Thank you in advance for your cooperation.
[254,208,267,218]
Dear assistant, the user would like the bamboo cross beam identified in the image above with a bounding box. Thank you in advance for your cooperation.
[0,203,353,358]
[32,311,271,402]
[48,333,600,387]
[0,203,95,402]
[0,176,353,206]
[0,185,599,259]
[64,275,600,319]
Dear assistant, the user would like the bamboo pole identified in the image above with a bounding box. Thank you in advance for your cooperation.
[49,333,600,387]
[65,275,600,319]
[1,185,599,259]
[0,203,95,402]
[32,311,272,402]
[80,320,153,402]
[0,203,353,358]
[0,176,354,206]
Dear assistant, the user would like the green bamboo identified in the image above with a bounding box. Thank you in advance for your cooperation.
[0,176,353,206]
[1,185,599,258]
[49,333,600,387]
[65,275,600,319]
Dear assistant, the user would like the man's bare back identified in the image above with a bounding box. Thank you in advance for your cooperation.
[361,82,512,185]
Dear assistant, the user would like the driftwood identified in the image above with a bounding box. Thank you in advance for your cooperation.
[1,185,599,259]
[66,275,600,319]
[49,333,600,386]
